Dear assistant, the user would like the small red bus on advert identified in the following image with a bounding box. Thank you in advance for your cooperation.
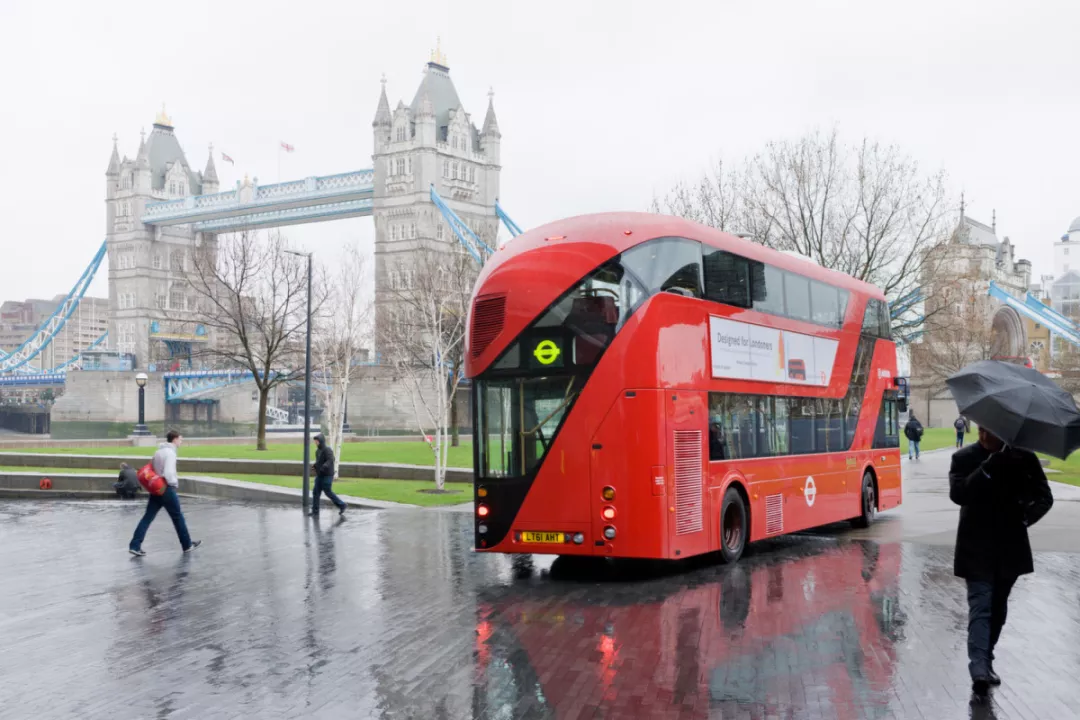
[465,212,902,563]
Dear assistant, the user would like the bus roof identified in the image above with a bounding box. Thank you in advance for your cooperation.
[481,212,884,299]
[468,212,886,374]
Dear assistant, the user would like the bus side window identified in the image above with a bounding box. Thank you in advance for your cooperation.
[789,398,815,454]
[753,264,785,316]
[873,392,900,448]
[703,248,751,308]
[622,237,703,298]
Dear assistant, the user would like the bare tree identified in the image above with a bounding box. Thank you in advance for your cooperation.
[313,244,373,474]
[655,130,954,336]
[651,159,742,232]
[379,244,476,490]
[185,229,326,450]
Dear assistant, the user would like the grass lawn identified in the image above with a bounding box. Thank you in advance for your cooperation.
[901,427,963,455]
[0,466,470,507]
[13,441,474,468]
[1042,456,1080,488]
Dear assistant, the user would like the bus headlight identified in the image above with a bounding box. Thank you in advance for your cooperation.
[603,526,616,540]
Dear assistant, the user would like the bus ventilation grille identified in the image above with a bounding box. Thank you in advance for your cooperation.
[673,430,703,535]
[765,494,783,534]
[470,295,506,358]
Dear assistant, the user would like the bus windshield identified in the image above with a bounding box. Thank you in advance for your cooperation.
[475,257,648,479]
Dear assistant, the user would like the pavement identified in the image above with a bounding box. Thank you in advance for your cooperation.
[2,448,1080,719]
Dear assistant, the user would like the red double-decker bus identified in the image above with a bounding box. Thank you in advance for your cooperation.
[466,213,902,562]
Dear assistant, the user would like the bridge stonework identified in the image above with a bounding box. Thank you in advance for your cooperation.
[371,54,501,339]
[105,107,218,370]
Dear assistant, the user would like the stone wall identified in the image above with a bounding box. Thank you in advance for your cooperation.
[347,366,471,434]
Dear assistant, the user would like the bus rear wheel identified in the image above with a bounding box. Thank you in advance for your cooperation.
[719,487,747,564]
[851,472,877,529]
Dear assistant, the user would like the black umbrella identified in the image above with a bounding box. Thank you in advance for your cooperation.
[946,360,1080,459]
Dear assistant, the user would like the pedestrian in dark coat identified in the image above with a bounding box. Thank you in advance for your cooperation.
[310,433,346,517]
[949,426,1054,700]
[114,462,139,499]
[904,414,924,460]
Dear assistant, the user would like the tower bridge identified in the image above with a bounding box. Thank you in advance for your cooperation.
[0,49,518,435]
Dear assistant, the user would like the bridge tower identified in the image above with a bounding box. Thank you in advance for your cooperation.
[371,47,502,335]
[105,108,217,369]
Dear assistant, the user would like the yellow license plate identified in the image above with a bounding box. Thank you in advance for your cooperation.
[520,531,564,544]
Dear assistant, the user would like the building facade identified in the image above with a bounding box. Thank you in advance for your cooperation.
[0,295,108,368]
[909,214,1034,426]
[105,109,217,370]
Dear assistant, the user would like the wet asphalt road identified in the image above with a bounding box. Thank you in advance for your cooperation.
[2,450,1080,719]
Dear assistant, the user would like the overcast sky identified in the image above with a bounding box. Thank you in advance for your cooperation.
[1,0,1077,304]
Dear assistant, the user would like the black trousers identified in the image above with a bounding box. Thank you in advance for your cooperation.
[312,475,345,513]
[966,576,1017,679]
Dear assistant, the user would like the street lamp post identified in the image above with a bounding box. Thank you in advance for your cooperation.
[133,372,150,436]
[286,249,314,513]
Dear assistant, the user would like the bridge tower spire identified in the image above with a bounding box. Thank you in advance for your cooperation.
[371,51,502,342]
[107,108,208,369]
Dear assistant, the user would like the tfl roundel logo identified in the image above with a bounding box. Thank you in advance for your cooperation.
[804,476,817,507]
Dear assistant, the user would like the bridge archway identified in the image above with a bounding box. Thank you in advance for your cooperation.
[990,305,1026,359]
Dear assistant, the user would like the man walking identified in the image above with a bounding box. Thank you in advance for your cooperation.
[310,433,346,518]
[949,426,1053,701]
[954,415,968,448]
[128,430,201,556]
[904,413,924,460]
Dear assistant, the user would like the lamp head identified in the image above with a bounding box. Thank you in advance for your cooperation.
[135,372,148,388]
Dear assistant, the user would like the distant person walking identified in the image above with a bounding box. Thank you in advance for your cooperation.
[954,415,969,448]
[904,414,924,460]
[128,430,201,556]
[114,462,139,499]
[310,433,346,518]
[949,426,1053,702]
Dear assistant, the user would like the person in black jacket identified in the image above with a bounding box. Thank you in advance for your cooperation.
[113,462,139,499]
[949,426,1054,700]
[310,434,346,517]
[904,414,924,459]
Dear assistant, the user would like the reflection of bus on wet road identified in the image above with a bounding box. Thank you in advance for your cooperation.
[466,212,902,564]
[473,541,904,719]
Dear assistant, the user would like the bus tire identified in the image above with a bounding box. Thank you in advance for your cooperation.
[719,487,747,564]
[851,472,877,529]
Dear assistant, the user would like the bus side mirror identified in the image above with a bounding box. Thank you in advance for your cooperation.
[897,397,908,413]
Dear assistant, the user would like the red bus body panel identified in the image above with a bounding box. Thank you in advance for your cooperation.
[469,212,902,559]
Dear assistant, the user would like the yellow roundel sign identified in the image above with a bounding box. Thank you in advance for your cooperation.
[533,339,562,365]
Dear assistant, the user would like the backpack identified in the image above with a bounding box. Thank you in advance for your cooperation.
[137,462,167,496]
[954,417,966,432]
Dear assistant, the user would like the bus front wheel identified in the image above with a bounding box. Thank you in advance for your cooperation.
[851,472,877,529]
[719,487,747,564]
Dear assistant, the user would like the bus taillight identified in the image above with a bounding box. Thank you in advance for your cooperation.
[603,526,617,540]
[601,486,615,501]
[477,504,490,518]
[601,506,617,521]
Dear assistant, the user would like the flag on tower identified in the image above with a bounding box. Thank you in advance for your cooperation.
[280,141,295,153]
[221,151,234,165]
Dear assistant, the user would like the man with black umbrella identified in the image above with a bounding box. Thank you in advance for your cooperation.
[949,426,1054,701]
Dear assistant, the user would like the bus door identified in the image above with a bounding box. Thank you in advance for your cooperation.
[666,391,710,559]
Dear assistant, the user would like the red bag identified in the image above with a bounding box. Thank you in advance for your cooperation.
[137,462,167,496]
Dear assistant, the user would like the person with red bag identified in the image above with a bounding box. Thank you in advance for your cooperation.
[128,430,201,556]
